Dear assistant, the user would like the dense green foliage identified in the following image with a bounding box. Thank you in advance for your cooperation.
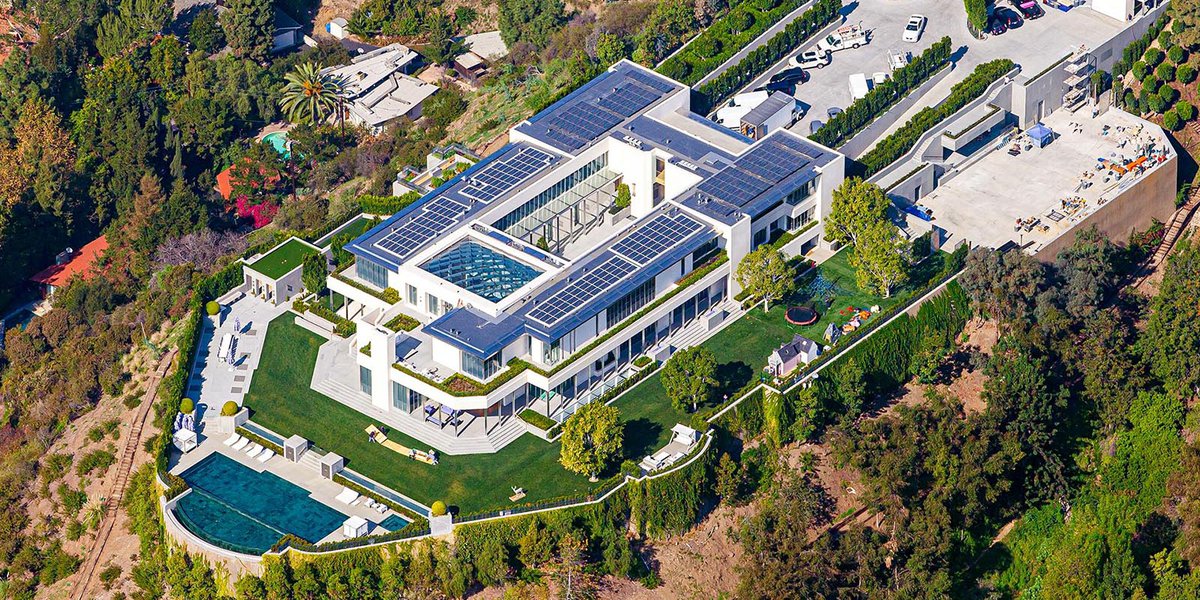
[358,191,421,214]
[690,0,841,113]
[657,0,808,85]
[811,36,952,149]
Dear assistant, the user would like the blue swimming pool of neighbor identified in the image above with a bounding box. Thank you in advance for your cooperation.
[262,131,290,158]
[173,453,348,555]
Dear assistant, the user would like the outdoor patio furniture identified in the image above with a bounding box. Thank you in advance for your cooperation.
[244,443,263,459]
[231,437,250,451]
[224,434,244,447]
[256,450,274,463]
[670,424,699,447]
[335,487,360,505]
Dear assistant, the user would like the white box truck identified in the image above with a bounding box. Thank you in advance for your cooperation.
[849,73,870,100]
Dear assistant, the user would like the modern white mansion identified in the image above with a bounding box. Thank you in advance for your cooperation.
[326,61,845,453]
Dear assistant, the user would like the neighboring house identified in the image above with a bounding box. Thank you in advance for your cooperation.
[29,236,109,298]
[215,159,282,200]
[767,334,822,377]
[452,51,488,84]
[717,91,800,140]
[272,7,304,54]
[392,143,481,196]
[321,43,438,133]
[461,30,508,61]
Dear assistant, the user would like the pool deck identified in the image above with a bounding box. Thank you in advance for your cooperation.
[170,426,408,546]
[188,292,290,413]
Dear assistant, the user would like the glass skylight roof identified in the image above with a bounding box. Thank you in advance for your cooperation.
[421,240,543,303]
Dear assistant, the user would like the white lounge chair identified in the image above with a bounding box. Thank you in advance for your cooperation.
[223,434,244,447]
[231,437,250,451]
[256,450,274,463]
[335,487,360,505]
[377,504,387,514]
[244,443,263,458]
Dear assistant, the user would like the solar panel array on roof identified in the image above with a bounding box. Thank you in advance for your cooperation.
[540,74,673,151]
[376,196,471,261]
[612,211,705,265]
[696,135,820,208]
[527,256,637,326]
[461,146,556,203]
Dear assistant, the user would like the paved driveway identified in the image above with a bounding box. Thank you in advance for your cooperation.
[726,0,1126,140]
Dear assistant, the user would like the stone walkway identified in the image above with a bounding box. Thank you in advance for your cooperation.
[187,292,289,417]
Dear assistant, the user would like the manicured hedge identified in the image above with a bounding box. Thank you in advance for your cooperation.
[810,36,953,149]
[358,191,421,215]
[859,59,1015,176]
[658,0,814,86]
[690,0,842,114]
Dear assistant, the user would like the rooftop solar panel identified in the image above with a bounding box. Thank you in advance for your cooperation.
[461,146,557,203]
[612,212,705,265]
[768,134,823,161]
[527,256,637,326]
[374,196,472,262]
[697,168,772,207]
[626,69,677,94]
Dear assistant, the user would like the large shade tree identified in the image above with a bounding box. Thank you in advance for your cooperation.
[661,346,718,412]
[850,220,908,298]
[279,63,345,125]
[559,401,623,480]
[735,247,796,311]
[825,177,890,249]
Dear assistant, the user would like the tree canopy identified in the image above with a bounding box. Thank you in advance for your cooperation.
[824,177,890,248]
[735,247,797,311]
[661,346,718,412]
[498,0,567,49]
[559,401,624,479]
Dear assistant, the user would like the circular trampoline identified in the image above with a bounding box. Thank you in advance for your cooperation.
[785,306,819,326]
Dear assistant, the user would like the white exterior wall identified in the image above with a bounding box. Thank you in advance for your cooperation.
[1091,0,1133,21]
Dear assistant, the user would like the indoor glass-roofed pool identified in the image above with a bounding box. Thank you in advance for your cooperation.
[421,240,543,302]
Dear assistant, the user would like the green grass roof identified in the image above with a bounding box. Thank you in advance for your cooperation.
[246,238,318,280]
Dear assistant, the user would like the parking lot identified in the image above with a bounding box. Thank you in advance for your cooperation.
[727,0,1128,142]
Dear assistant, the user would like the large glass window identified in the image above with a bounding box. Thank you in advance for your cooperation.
[462,351,503,380]
[359,366,372,394]
[605,279,655,327]
[391,381,409,411]
[406,284,418,305]
[355,258,390,289]
[785,179,817,206]
[427,293,440,315]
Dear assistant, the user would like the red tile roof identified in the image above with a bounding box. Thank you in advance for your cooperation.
[29,236,109,287]
[216,160,283,200]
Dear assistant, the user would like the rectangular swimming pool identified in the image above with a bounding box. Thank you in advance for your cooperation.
[173,453,348,555]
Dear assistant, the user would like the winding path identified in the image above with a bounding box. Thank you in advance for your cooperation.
[71,348,179,600]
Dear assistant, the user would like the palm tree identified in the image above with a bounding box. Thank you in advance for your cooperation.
[279,62,344,125]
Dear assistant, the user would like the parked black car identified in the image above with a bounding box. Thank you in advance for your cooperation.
[987,14,1007,36]
[770,67,810,86]
[1011,0,1044,19]
[994,6,1023,29]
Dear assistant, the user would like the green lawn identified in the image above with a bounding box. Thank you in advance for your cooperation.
[612,249,948,452]
[246,238,319,279]
[244,248,946,513]
[243,316,597,514]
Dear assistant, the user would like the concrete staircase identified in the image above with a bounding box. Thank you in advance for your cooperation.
[311,377,528,455]
[1134,188,1200,288]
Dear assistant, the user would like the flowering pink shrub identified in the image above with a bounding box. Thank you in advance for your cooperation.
[234,196,279,229]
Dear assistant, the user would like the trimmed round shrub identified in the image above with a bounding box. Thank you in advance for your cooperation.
[1174,20,1186,35]
[431,500,448,516]
[1123,89,1137,111]
[1159,30,1173,49]
[1132,60,1148,80]
[1147,90,1167,114]
[180,397,195,414]
[205,301,220,316]
[1177,100,1196,121]
[1169,45,1187,65]
[1159,84,1178,105]
[1157,63,1176,82]
[1164,108,1182,131]
[1180,64,1198,84]
[1145,47,1164,67]
[381,287,400,304]
[221,401,239,416]
[1141,74,1160,92]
